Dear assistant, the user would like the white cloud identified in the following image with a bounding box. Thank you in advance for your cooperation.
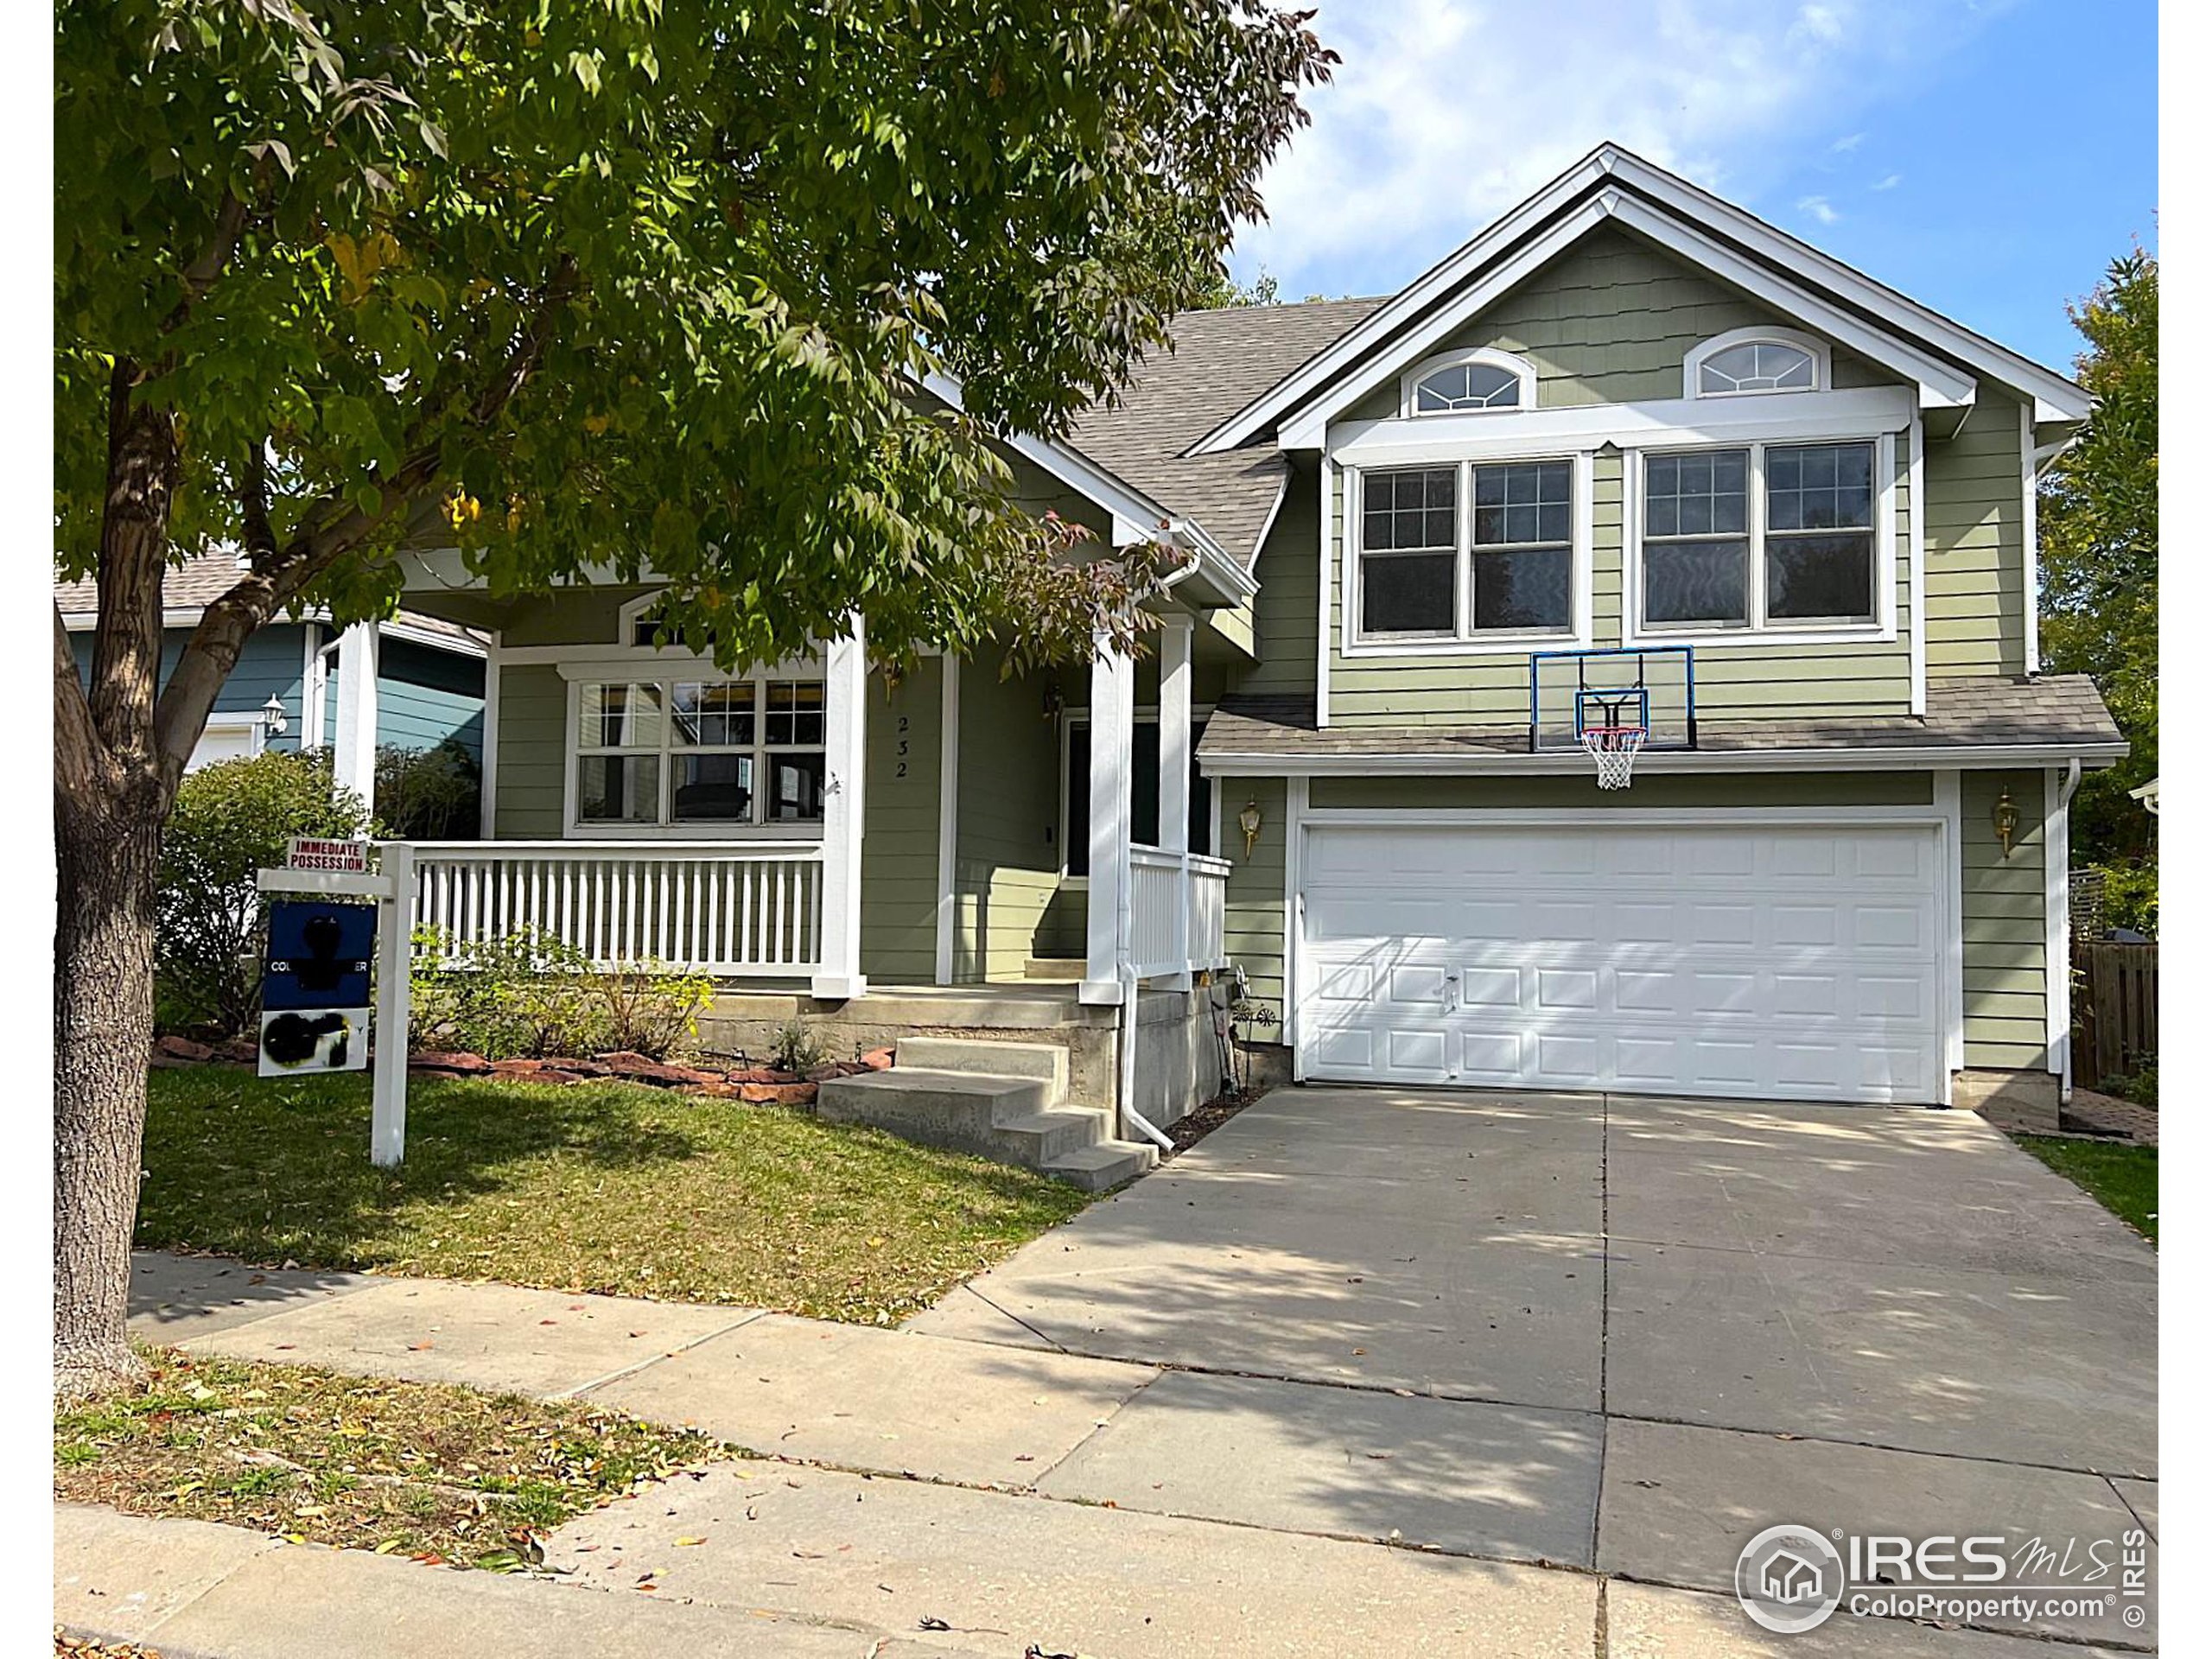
[1830,131,1866,153]
[1230,1,2002,296]
[1871,172,1904,191]
[1798,194,1840,225]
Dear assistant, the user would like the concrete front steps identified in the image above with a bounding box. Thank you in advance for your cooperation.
[816,1036,1155,1193]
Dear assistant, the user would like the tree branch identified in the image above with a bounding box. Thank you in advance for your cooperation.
[54,605,113,807]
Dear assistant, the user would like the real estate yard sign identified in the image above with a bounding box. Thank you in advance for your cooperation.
[257,899,376,1077]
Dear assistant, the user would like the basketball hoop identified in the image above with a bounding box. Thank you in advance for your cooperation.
[1580,724,1646,790]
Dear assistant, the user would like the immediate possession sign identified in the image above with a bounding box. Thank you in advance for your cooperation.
[286,836,371,874]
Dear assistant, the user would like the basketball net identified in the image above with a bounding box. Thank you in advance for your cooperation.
[1580,725,1646,790]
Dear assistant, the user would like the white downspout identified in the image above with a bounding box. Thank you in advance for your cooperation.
[1118,909,1173,1154]
[2056,758,2082,1105]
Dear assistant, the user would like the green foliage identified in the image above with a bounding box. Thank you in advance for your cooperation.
[2095,859,2158,938]
[408,926,711,1060]
[2105,1065,2158,1109]
[157,749,372,1036]
[55,3,1335,671]
[769,1017,826,1075]
[374,741,480,841]
[2040,250,2158,863]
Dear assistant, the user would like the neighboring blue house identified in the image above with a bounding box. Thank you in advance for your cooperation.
[59,551,486,817]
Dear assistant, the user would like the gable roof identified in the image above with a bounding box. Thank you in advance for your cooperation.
[1192,143,2092,454]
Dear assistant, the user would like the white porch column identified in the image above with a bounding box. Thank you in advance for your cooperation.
[1081,633,1135,1005]
[812,619,868,1001]
[1157,615,1194,986]
[333,622,378,815]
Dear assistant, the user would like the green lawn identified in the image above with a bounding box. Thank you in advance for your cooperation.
[56,1346,719,1567]
[2014,1135,2159,1245]
[137,1068,1092,1321]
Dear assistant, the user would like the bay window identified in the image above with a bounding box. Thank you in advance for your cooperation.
[1638,439,1878,634]
[574,674,826,830]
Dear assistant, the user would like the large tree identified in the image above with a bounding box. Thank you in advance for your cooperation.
[54,0,1331,1397]
[2038,248,2158,867]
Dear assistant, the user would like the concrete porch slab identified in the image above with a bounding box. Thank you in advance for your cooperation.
[544,1459,1602,1659]
[128,1249,381,1339]
[1605,1236,2158,1474]
[1034,1367,1604,1565]
[1598,1419,2157,1647]
[178,1277,762,1399]
[583,1313,1157,1486]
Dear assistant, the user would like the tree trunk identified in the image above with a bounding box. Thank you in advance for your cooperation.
[53,782,164,1402]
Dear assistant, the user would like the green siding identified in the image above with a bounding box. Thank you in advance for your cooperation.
[499,587,651,649]
[1238,455,1321,697]
[493,663,566,836]
[951,645,1066,982]
[859,659,944,983]
[1961,769,2049,1070]
[1924,398,2029,680]
[1221,777,1287,1021]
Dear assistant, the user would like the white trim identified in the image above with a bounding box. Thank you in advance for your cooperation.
[1935,769,1966,1073]
[1682,326,1832,399]
[378,618,487,658]
[1908,416,1927,716]
[57,605,489,658]
[1618,432,1898,649]
[1282,775,1308,1071]
[1338,452,1594,657]
[1315,457,1333,727]
[1399,346,1537,418]
[2045,762,2080,1082]
[1195,143,2085,453]
[2020,401,2040,676]
[479,632,502,839]
[1247,472,1291,564]
[1327,386,1914,467]
[332,622,379,811]
[812,619,868,999]
[934,653,961,985]
[545,647,823,679]
[1200,741,2126,779]
[1080,637,1135,1005]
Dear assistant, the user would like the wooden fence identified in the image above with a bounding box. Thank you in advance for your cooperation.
[2073,942,2158,1089]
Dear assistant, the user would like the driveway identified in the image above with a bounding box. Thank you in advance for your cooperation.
[910,1084,2158,1646]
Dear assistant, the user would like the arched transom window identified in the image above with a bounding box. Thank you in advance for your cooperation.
[1402,350,1535,416]
[1686,329,1828,397]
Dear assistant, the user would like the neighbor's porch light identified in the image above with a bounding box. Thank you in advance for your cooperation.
[1992,787,2021,859]
[1237,798,1264,858]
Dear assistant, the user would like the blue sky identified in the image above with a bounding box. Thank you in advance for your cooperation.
[1227,0,2158,376]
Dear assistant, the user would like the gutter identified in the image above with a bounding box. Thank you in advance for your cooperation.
[1199,741,2130,779]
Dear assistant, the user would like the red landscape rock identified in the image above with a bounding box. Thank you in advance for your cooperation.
[410,1050,493,1074]
[681,1079,745,1099]
[155,1034,215,1063]
[860,1046,895,1071]
[593,1050,722,1086]
[738,1081,818,1107]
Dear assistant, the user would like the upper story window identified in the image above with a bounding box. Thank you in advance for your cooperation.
[1637,440,1878,634]
[1400,349,1535,417]
[574,675,826,829]
[1683,327,1830,398]
[1356,459,1575,641]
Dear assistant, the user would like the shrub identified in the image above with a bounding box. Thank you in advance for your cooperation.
[410,927,713,1060]
[375,740,480,841]
[2104,1065,2158,1109]
[157,749,372,1037]
[2098,859,2158,938]
[770,1018,825,1075]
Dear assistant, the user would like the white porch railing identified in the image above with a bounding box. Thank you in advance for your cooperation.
[406,841,824,976]
[1128,845,1233,982]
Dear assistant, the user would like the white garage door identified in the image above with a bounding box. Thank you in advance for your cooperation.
[1300,821,1943,1104]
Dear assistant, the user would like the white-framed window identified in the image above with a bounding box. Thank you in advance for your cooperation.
[1399,348,1536,417]
[1632,438,1885,638]
[1684,327,1830,398]
[569,673,827,832]
[1351,455,1581,646]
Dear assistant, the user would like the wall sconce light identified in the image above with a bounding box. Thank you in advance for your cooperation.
[1040,683,1065,722]
[259,693,289,739]
[1992,787,2020,859]
[1237,798,1264,858]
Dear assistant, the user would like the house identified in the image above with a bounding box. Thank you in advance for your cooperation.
[1760,1548,1826,1605]
[384,143,2122,1179]
[58,551,489,810]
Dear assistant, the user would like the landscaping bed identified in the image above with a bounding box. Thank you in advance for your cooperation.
[55,1347,718,1569]
[136,1068,1093,1321]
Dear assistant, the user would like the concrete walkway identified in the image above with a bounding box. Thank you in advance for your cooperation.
[65,1084,2158,1656]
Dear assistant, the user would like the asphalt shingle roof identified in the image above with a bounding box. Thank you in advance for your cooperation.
[1071,297,1388,565]
[55,551,483,648]
[1197,674,2126,762]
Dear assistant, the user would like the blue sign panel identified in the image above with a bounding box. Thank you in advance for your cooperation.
[264,901,376,1012]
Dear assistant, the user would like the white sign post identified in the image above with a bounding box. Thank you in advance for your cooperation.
[257,840,416,1166]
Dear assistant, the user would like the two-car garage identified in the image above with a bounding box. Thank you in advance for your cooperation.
[1295,818,1946,1104]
